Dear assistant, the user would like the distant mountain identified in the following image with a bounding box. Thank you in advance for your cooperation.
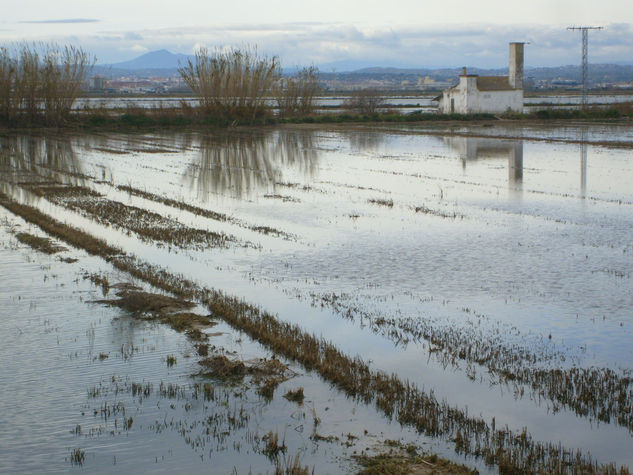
[107,49,191,70]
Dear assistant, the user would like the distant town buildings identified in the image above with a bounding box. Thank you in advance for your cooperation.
[86,75,188,94]
[88,76,109,91]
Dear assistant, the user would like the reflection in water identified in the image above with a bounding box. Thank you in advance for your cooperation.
[444,136,524,187]
[446,133,590,198]
[184,129,319,201]
[0,134,84,187]
[580,129,588,198]
[348,131,385,152]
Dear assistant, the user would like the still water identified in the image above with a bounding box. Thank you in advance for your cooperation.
[1,123,632,472]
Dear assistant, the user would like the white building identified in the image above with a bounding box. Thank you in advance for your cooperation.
[439,43,525,114]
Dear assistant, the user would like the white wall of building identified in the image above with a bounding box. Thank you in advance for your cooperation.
[440,78,523,114]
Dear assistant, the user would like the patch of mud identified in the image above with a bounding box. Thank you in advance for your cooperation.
[94,289,196,315]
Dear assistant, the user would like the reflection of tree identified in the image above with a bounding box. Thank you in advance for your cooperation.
[184,129,319,201]
[347,131,385,152]
[0,134,84,186]
[80,131,198,154]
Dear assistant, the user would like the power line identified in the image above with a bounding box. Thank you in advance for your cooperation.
[567,26,603,107]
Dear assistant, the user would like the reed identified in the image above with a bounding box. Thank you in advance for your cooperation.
[179,46,280,121]
[275,66,320,117]
[0,43,93,126]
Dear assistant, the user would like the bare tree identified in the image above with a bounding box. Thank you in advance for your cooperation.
[344,89,385,115]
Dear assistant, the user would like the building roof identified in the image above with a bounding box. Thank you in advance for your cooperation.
[476,76,514,91]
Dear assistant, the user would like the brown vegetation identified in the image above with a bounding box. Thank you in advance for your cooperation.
[15,231,66,254]
[344,90,386,115]
[116,184,295,240]
[276,66,320,117]
[283,387,305,404]
[0,43,93,126]
[95,289,195,314]
[179,47,321,122]
[25,183,238,249]
[179,47,280,121]
[354,450,477,475]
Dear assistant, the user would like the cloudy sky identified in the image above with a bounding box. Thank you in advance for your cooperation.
[3,1,633,69]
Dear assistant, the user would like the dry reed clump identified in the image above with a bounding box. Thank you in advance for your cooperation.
[262,430,287,459]
[14,231,67,254]
[276,66,320,118]
[1,192,631,474]
[274,453,313,475]
[367,198,393,208]
[179,47,321,122]
[163,313,215,332]
[84,272,111,295]
[199,354,293,389]
[24,183,239,249]
[179,47,280,122]
[264,194,300,203]
[69,448,85,466]
[413,204,463,219]
[199,355,247,380]
[353,449,477,475]
[0,43,93,126]
[283,387,305,404]
[89,284,217,337]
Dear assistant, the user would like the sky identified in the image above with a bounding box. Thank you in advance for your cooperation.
[2,1,633,69]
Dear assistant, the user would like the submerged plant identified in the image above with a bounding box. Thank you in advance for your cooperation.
[69,448,85,466]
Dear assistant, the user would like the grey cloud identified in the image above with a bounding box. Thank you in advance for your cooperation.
[125,32,144,41]
[20,18,99,24]
[76,21,633,68]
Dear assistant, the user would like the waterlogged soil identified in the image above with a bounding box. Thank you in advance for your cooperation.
[1,123,633,473]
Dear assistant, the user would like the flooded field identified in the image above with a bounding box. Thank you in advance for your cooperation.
[1,122,632,473]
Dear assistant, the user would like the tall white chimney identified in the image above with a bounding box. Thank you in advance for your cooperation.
[509,42,524,89]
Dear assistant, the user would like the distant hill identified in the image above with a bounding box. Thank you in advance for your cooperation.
[319,64,633,86]
[109,49,191,70]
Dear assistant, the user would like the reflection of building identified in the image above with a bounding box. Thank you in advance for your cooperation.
[444,136,523,184]
[439,43,525,114]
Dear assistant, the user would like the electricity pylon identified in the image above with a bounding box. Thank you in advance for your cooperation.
[567,26,603,107]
